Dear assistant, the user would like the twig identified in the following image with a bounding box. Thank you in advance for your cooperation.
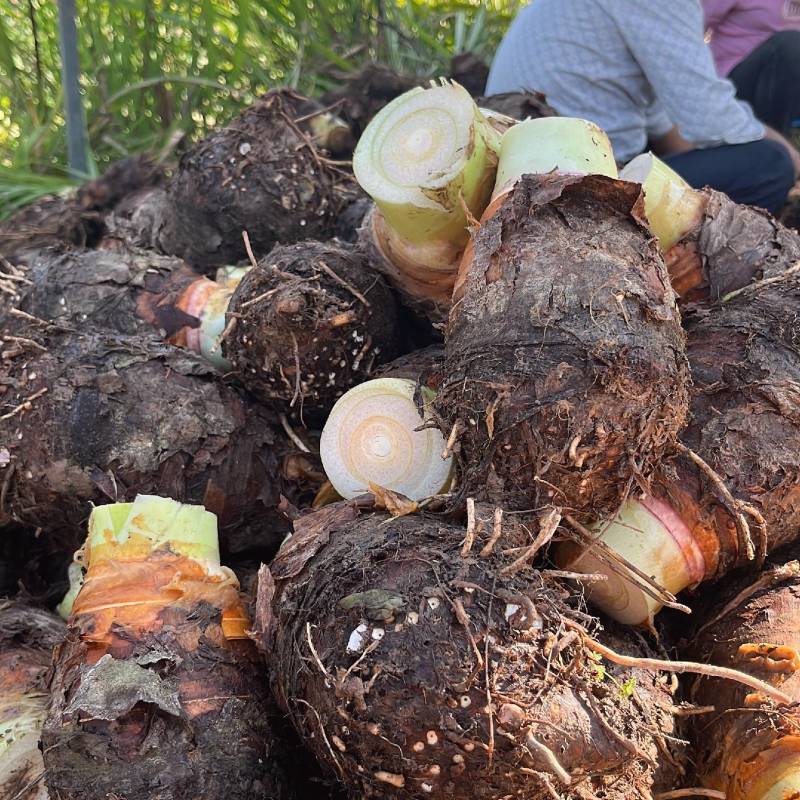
[242,230,259,270]
[654,790,726,800]
[721,261,800,303]
[289,331,302,408]
[280,413,312,454]
[480,507,504,557]
[563,514,691,614]
[318,260,370,308]
[571,625,793,705]
[461,497,477,556]
[0,388,48,421]
[676,443,764,563]
[525,731,572,785]
[694,560,800,640]
[500,508,561,576]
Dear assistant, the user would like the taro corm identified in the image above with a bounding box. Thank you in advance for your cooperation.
[43,496,291,800]
[434,118,690,518]
[0,601,64,800]
[560,267,800,625]
[0,325,316,558]
[621,153,800,302]
[261,502,681,800]
[157,89,353,273]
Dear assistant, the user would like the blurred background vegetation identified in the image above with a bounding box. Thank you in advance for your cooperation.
[0,0,519,215]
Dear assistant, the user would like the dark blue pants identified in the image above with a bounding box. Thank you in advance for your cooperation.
[729,30,800,137]
[664,139,794,214]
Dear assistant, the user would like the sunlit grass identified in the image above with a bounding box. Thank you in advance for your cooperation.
[0,0,519,216]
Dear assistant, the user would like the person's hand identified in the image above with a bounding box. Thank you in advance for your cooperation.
[764,125,800,180]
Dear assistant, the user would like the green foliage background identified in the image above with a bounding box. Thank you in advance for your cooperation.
[0,0,519,214]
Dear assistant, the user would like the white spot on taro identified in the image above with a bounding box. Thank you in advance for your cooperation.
[331,735,346,752]
[412,741,425,752]
[459,695,471,708]
[422,783,433,793]
[371,627,385,641]
[464,742,475,752]
[239,142,252,155]
[346,623,369,654]
[505,603,521,621]
[426,730,439,746]
[426,597,440,611]
[406,611,419,625]
[452,754,464,764]
[300,219,307,226]
[428,764,441,776]
[367,723,380,736]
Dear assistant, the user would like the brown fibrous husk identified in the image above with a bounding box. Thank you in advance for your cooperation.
[42,555,291,800]
[687,556,800,800]
[0,154,165,266]
[476,90,557,121]
[225,240,401,421]
[434,173,690,517]
[157,89,352,273]
[0,601,64,800]
[655,268,800,578]
[262,503,679,800]
[320,65,418,140]
[667,189,800,303]
[0,327,319,558]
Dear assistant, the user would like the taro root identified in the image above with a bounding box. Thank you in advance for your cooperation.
[687,557,800,800]
[158,89,351,273]
[435,168,689,516]
[225,240,401,420]
[0,326,318,558]
[0,601,64,800]
[43,496,291,800]
[448,53,490,96]
[262,503,680,800]
[559,269,800,625]
[621,153,800,302]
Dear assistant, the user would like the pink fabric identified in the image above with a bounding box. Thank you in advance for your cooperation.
[704,0,800,75]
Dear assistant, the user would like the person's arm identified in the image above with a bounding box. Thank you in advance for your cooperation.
[702,0,737,30]
[764,125,800,178]
[651,125,695,156]
[613,0,764,149]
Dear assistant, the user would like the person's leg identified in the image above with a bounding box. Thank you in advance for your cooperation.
[728,30,800,135]
[663,139,794,214]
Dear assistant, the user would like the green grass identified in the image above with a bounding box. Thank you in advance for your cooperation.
[0,0,519,218]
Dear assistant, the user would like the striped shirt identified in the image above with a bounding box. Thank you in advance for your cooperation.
[486,0,764,163]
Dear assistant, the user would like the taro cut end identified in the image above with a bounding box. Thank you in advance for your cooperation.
[86,495,220,568]
[320,377,454,501]
[557,497,706,626]
[492,116,618,198]
[620,152,707,252]
[353,80,499,244]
